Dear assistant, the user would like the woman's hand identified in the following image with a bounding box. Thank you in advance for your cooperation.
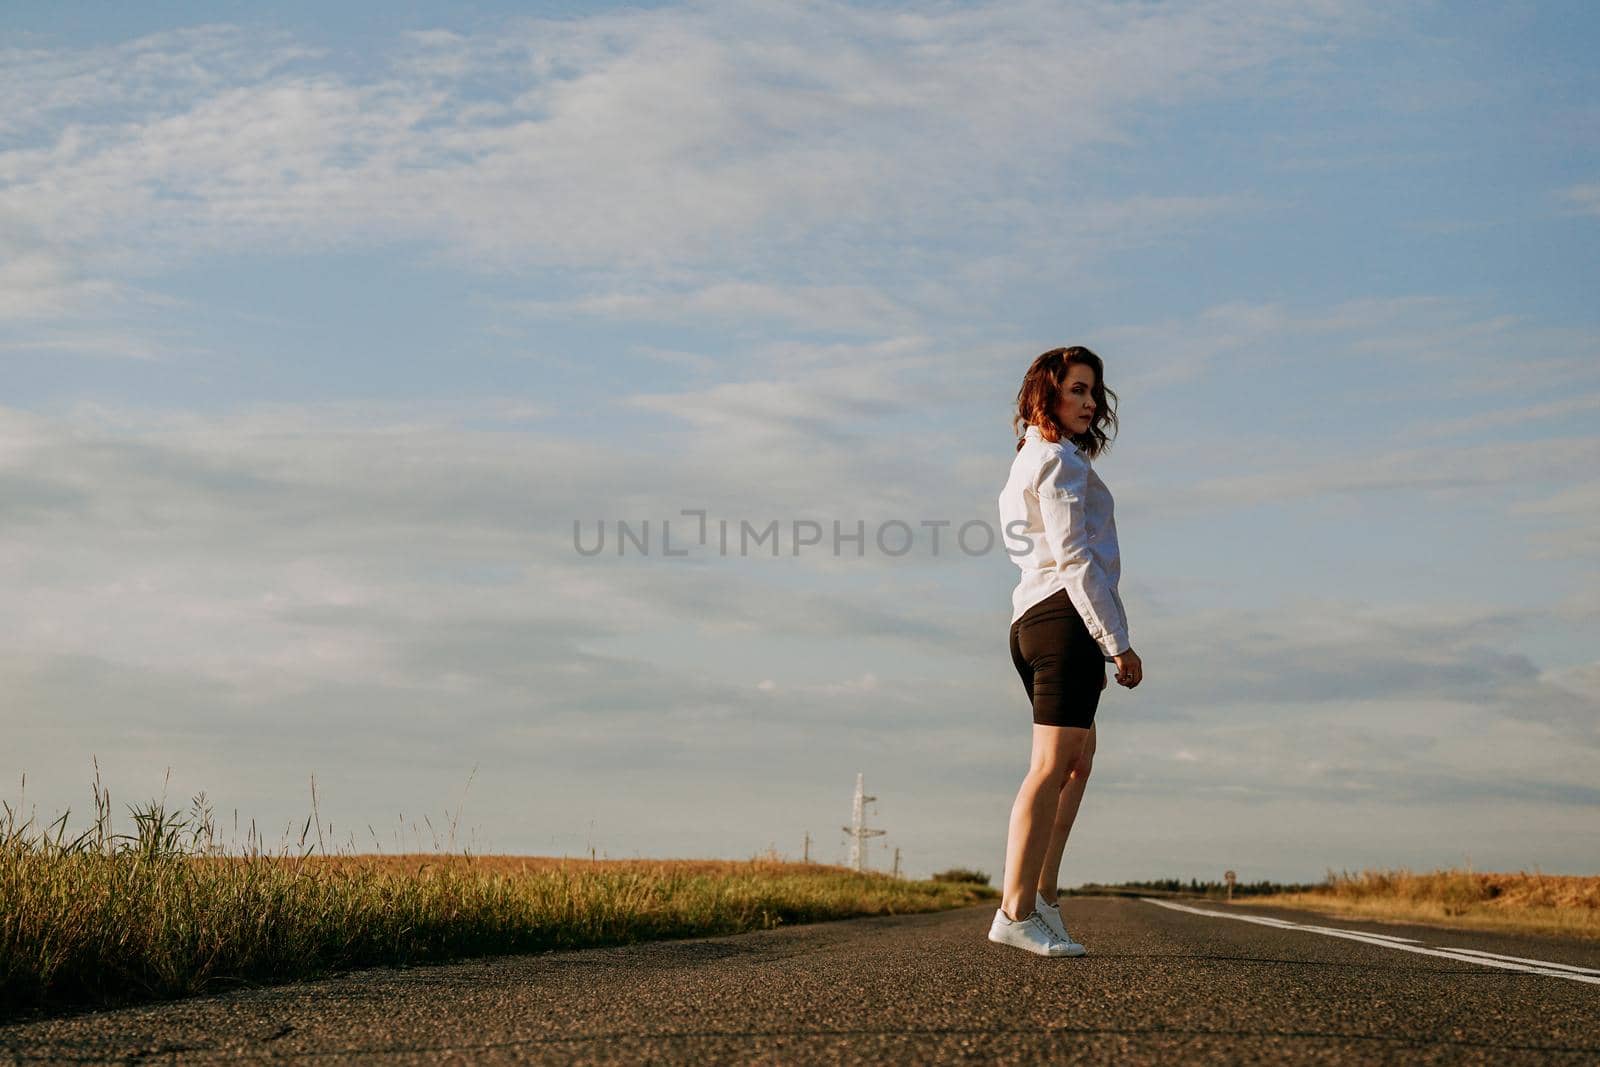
[1112,648,1142,689]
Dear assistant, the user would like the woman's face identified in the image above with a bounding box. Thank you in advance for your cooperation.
[1054,363,1097,432]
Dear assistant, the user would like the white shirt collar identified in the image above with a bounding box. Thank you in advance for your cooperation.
[1024,423,1083,454]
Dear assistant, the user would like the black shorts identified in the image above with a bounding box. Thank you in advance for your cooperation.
[1008,588,1104,729]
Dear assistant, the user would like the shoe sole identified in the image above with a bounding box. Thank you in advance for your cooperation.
[987,927,1073,957]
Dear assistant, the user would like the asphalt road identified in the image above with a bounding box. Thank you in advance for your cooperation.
[3,896,1597,1065]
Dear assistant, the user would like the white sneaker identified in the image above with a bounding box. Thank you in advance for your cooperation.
[1034,891,1088,956]
[987,906,1074,957]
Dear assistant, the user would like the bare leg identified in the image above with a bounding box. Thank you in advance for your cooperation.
[1037,722,1096,905]
[1000,723,1090,920]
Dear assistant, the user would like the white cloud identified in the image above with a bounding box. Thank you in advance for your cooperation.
[1100,294,1600,399]
[0,2,1382,327]
[511,280,924,335]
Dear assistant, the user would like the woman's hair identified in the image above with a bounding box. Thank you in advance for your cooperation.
[1012,345,1119,457]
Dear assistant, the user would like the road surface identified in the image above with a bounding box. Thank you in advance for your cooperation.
[2,896,1597,1064]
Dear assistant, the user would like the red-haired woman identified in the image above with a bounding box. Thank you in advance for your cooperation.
[989,345,1144,957]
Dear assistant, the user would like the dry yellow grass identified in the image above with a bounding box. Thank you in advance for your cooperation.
[1235,866,1600,942]
[1,769,996,1022]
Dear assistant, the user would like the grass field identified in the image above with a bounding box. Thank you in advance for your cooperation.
[1074,867,1600,943]
[0,768,996,1023]
[1237,866,1600,942]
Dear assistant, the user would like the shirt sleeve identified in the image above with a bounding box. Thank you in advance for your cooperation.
[1034,448,1131,658]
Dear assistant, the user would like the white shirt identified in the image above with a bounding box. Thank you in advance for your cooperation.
[997,423,1130,659]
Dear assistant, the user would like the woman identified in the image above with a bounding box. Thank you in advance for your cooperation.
[988,346,1144,957]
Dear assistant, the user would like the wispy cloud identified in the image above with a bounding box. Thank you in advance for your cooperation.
[1,2,1381,328]
[507,281,925,335]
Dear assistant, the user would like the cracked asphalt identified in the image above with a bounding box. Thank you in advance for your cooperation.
[2,896,1597,1065]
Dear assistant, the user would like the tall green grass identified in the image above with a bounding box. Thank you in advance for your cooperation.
[0,763,995,1022]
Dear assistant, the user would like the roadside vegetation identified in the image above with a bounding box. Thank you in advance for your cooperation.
[1249,866,1600,942]
[0,767,996,1022]
[1075,868,1600,942]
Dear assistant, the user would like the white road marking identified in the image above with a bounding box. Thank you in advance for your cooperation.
[1141,897,1600,987]
[1439,947,1600,975]
[1297,925,1423,944]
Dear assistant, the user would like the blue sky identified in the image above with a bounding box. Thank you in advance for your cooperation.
[2,1,1597,882]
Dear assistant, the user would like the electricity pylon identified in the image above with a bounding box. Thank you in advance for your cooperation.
[841,772,886,873]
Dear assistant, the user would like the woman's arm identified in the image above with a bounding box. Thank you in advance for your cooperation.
[1034,449,1130,659]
